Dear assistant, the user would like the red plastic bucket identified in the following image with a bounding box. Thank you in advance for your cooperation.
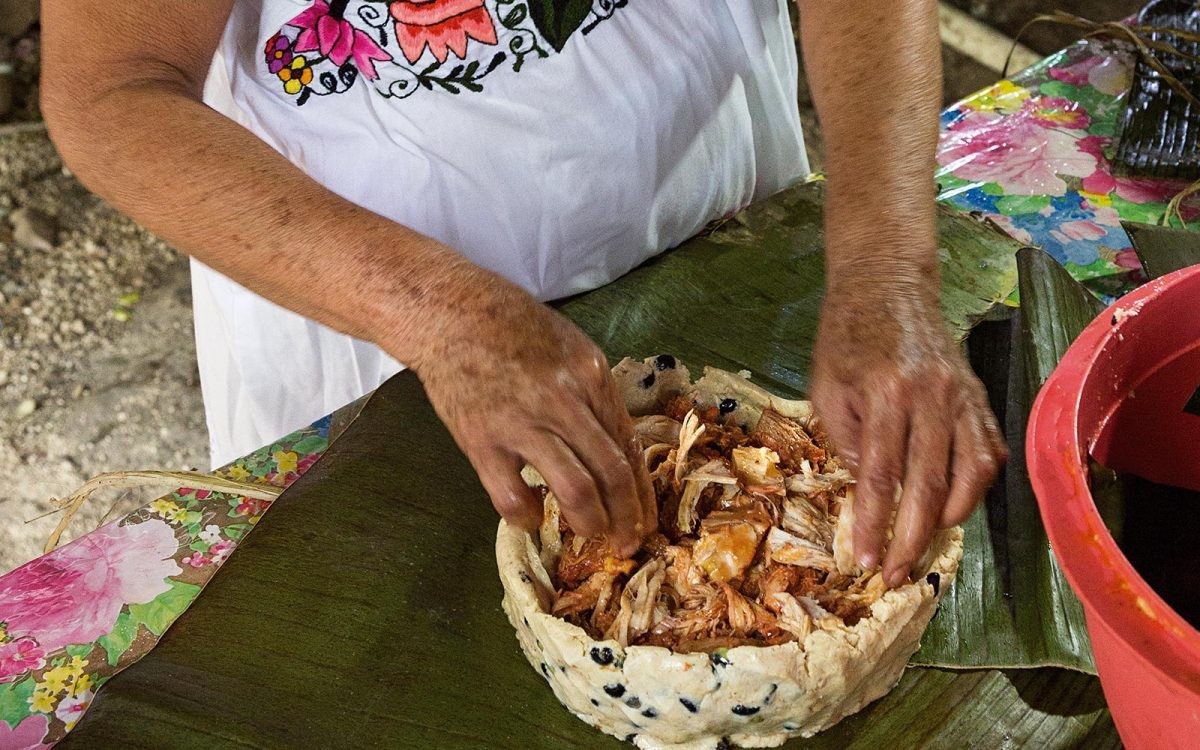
[1028,265,1200,749]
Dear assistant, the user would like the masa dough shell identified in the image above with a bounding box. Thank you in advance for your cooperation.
[495,357,964,749]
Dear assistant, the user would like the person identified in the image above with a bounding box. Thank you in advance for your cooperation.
[41,0,1005,588]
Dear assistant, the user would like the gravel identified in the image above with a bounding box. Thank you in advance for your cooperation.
[0,126,207,574]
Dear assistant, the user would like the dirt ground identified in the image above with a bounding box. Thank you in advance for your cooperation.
[0,127,207,572]
[0,1,1144,574]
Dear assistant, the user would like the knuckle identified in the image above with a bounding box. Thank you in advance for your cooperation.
[972,451,1000,479]
[864,468,899,494]
[923,475,951,501]
[557,475,599,508]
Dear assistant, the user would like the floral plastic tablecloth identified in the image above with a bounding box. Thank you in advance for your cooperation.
[0,419,330,747]
[3,36,1200,750]
[937,38,1199,299]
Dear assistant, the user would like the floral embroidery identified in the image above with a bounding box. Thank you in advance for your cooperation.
[392,0,498,64]
[265,0,627,104]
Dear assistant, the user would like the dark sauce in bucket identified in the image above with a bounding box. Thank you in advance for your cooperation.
[1096,468,1200,630]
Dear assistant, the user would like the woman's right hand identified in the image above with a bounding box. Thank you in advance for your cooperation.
[403,273,656,556]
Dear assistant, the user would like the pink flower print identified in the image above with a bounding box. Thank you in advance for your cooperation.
[0,713,50,750]
[288,1,393,80]
[235,498,270,517]
[986,213,1033,245]
[182,553,211,568]
[0,637,46,683]
[264,34,293,75]
[1046,51,1133,95]
[1115,177,1192,204]
[1115,249,1144,270]
[1048,55,1104,86]
[296,452,321,476]
[1082,170,1117,195]
[0,520,181,652]
[1087,204,1122,228]
[1053,220,1108,243]
[209,540,236,566]
[938,110,1099,196]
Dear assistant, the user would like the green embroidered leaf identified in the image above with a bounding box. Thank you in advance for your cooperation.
[526,0,594,52]
[0,677,34,729]
[996,194,1052,216]
[128,580,202,637]
[981,181,1006,196]
[97,611,139,667]
[501,4,528,27]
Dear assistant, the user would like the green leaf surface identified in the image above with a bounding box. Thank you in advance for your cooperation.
[526,0,594,51]
[1018,247,1105,389]
[1122,221,1200,279]
[62,185,1113,747]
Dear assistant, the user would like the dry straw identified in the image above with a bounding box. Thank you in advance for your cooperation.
[34,470,282,554]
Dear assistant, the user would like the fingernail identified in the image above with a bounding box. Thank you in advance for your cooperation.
[858,551,878,570]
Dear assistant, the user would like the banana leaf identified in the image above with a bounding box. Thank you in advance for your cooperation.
[63,184,1117,746]
[1122,221,1200,279]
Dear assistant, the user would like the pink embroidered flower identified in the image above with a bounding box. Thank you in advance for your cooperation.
[0,520,181,653]
[0,713,51,750]
[181,553,211,568]
[391,0,499,64]
[288,1,393,80]
[938,110,1098,196]
[209,540,236,566]
[264,34,294,74]
[0,637,46,683]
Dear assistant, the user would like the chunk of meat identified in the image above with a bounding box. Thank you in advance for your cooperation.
[555,533,635,589]
[692,506,772,582]
[752,408,826,470]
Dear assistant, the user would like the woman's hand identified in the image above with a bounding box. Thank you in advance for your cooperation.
[811,281,1006,587]
[407,274,656,556]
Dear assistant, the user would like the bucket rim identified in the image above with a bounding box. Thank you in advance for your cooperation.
[1027,264,1200,693]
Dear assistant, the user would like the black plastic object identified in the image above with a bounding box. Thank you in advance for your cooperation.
[1114,0,1200,179]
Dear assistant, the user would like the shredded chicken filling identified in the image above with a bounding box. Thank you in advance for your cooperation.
[544,404,886,650]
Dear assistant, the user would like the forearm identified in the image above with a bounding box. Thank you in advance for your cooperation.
[798,0,942,298]
[44,78,491,370]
